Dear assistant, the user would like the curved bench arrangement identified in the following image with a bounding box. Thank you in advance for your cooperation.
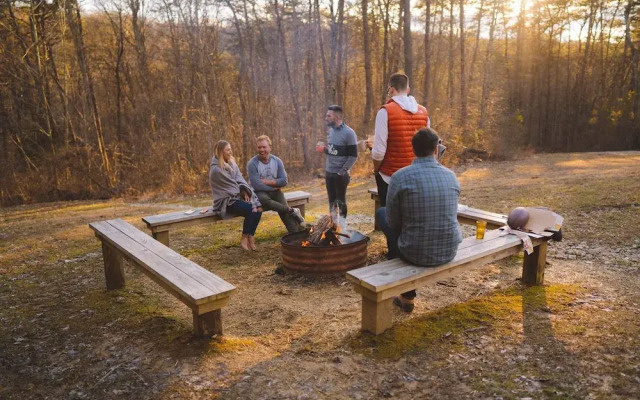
[89,218,235,337]
[368,188,508,230]
[142,191,311,246]
[346,227,553,334]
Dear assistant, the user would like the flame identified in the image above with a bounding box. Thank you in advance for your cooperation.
[330,242,334,246]
[335,224,341,233]
[309,227,314,233]
[321,232,326,240]
[301,241,310,247]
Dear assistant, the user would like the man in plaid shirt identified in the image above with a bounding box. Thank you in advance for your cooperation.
[375,128,462,312]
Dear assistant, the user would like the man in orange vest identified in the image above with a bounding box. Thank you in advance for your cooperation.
[371,73,430,208]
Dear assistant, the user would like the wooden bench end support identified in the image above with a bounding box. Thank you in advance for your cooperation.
[193,309,222,337]
[522,242,547,285]
[361,295,393,335]
[102,240,125,290]
[152,230,170,246]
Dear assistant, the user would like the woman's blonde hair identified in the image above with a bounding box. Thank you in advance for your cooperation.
[213,140,234,171]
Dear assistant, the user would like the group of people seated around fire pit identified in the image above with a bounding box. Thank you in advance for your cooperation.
[207,72,461,315]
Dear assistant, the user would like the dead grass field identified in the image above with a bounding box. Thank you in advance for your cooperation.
[1,151,639,399]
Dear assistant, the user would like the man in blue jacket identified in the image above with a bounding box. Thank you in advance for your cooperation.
[248,135,305,233]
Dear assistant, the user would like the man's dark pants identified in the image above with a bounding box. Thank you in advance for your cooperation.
[375,172,389,207]
[325,172,350,217]
[256,189,300,233]
[375,207,417,299]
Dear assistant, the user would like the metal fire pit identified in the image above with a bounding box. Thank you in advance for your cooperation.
[280,230,369,275]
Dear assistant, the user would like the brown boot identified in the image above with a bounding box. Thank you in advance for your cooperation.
[393,295,415,313]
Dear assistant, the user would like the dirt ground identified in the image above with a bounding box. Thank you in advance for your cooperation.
[1,151,639,399]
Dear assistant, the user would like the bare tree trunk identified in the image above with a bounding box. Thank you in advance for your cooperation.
[448,0,454,110]
[379,0,391,104]
[362,0,374,126]
[514,0,526,108]
[459,0,467,128]
[64,0,113,188]
[625,0,640,148]
[335,0,345,105]
[315,0,330,103]
[403,0,412,82]
[422,0,432,107]
[273,0,309,168]
[468,0,484,88]
[479,3,497,130]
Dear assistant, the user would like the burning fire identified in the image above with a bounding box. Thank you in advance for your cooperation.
[301,241,310,247]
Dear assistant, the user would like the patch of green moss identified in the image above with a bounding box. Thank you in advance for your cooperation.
[349,284,583,359]
[57,202,120,213]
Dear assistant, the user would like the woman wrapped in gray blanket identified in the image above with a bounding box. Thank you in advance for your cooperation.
[208,140,263,251]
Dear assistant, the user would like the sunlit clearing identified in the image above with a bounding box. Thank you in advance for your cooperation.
[459,169,490,180]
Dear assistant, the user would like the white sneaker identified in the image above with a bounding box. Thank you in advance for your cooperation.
[291,208,305,225]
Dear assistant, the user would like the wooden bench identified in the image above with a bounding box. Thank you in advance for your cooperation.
[142,191,312,246]
[368,188,508,230]
[89,218,236,337]
[346,227,553,334]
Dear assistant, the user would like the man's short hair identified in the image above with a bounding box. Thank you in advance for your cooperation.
[412,128,440,157]
[327,104,343,118]
[388,73,409,91]
[256,135,271,146]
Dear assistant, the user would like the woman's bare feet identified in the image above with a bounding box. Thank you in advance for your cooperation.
[248,235,257,251]
[240,234,250,251]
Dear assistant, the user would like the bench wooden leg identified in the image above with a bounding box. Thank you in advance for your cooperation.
[361,296,393,334]
[102,240,125,290]
[298,204,306,217]
[193,309,222,337]
[153,231,169,246]
[522,242,547,285]
[373,196,381,231]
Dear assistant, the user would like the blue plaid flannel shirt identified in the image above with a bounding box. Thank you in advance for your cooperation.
[386,156,462,266]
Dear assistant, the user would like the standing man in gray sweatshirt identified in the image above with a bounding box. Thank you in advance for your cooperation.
[248,135,305,233]
[317,105,358,218]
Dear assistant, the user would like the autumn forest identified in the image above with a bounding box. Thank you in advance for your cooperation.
[1,0,639,206]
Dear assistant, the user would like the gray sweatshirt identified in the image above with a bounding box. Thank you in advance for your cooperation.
[247,155,288,192]
[324,123,358,174]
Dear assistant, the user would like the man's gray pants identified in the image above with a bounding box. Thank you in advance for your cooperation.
[256,190,301,233]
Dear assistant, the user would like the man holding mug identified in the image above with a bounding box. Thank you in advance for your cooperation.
[316,105,358,218]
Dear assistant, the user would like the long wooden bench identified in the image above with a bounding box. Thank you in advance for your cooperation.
[368,188,508,230]
[346,227,553,334]
[89,218,236,337]
[142,191,312,245]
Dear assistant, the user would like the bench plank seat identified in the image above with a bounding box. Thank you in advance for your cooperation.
[346,227,551,334]
[90,218,236,336]
[143,191,312,246]
[368,188,508,230]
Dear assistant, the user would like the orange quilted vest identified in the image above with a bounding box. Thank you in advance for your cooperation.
[379,100,429,176]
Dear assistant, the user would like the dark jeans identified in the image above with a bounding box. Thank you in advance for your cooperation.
[256,190,300,233]
[325,172,350,217]
[375,207,416,299]
[227,200,262,235]
[375,172,389,208]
